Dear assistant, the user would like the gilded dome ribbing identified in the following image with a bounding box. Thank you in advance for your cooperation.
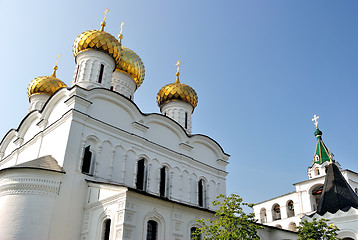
[27,66,67,98]
[116,34,145,88]
[73,29,121,66]
[157,72,198,109]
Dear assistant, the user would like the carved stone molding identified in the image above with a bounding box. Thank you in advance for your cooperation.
[0,177,61,197]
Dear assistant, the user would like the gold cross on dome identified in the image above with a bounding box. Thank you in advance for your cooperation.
[312,114,319,128]
[120,21,124,35]
[103,8,109,22]
[55,53,61,66]
[176,60,182,73]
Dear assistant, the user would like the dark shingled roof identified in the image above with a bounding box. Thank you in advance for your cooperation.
[316,163,358,215]
[2,155,65,173]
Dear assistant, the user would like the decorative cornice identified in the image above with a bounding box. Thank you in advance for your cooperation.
[0,177,61,197]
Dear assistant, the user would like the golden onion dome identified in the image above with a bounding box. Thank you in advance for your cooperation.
[27,65,67,98]
[115,34,145,89]
[157,72,198,109]
[72,20,121,66]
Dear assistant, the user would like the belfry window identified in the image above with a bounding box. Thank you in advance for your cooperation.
[136,159,147,191]
[102,219,111,240]
[260,208,267,223]
[159,167,168,198]
[312,185,323,210]
[98,64,104,83]
[272,204,281,220]
[81,146,92,174]
[198,179,205,207]
[185,112,188,129]
[287,200,295,217]
[146,220,157,240]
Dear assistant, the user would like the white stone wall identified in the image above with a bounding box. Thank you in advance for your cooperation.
[257,226,298,240]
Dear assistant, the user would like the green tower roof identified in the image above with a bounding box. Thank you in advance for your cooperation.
[313,127,332,165]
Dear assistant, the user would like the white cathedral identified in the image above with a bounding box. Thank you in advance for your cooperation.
[0,13,300,240]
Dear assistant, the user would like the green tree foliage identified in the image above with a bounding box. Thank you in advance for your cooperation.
[297,218,340,240]
[192,194,263,240]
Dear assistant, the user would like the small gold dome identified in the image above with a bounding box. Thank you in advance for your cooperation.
[73,30,121,66]
[27,66,67,98]
[115,34,145,88]
[157,72,198,109]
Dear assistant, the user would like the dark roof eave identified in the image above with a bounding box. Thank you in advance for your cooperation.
[0,166,65,174]
[86,179,215,214]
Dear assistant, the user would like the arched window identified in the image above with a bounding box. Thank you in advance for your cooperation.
[287,200,295,218]
[314,167,320,176]
[311,184,323,210]
[159,166,169,198]
[260,208,267,223]
[98,64,104,83]
[82,145,93,175]
[288,222,296,232]
[102,219,111,240]
[272,204,281,220]
[198,179,206,207]
[190,227,201,239]
[136,159,147,191]
[146,220,158,240]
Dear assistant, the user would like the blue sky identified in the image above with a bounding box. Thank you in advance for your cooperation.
[1,0,358,205]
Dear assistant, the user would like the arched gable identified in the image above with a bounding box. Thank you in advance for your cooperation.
[41,87,70,125]
[18,112,41,143]
[190,135,228,167]
[0,130,18,160]
[145,117,185,151]
[85,89,142,131]
[0,88,70,162]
